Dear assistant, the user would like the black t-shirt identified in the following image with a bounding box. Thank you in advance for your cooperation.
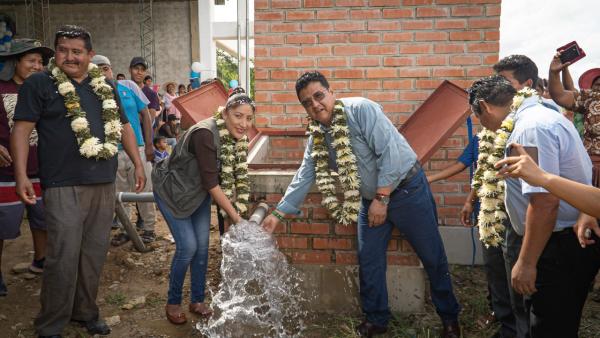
[14,71,128,189]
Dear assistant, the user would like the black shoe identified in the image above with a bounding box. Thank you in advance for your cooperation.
[140,230,156,243]
[441,320,461,338]
[355,320,388,337]
[75,318,111,335]
[0,274,7,296]
[38,335,62,338]
[111,232,130,246]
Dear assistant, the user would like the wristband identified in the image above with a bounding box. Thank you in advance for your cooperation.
[271,210,285,221]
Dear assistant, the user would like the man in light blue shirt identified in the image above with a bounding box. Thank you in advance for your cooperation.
[262,71,461,337]
[468,75,597,337]
[91,55,157,244]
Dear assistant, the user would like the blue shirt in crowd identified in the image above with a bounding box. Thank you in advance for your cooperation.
[504,96,592,235]
[277,97,417,215]
[458,135,479,168]
[117,83,147,148]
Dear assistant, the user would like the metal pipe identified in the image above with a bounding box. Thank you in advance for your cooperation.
[249,202,269,224]
[245,0,250,92]
[236,0,241,85]
[117,192,155,203]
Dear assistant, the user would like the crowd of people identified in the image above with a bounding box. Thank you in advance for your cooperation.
[0,23,598,338]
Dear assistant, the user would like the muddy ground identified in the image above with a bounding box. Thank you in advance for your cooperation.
[0,208,598,338]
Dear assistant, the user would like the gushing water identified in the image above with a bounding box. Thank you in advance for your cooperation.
[197,220,308,337]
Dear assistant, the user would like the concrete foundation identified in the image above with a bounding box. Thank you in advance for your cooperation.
[295,264,425,314]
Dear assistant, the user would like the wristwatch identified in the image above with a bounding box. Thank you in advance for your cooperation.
[374,193,390,205]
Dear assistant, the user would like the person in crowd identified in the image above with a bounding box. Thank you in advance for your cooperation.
[549,54,600,187]
[491,54,545,337]
[261,71,462,338]
[129,57,160,129]
[177,84,187,96]
[144,75,153,87]
[468,75,597,337]
[159,114,179,148]
[497,143,600,247]
[90,54,157,245]
[428,133,516,338]
[186,83,192,93]
[153,135,169,164]
[0,39,53,297]
[152,87,254,325]
[162,81,181,119]
[116,73,125,81]
[11,25,145,338]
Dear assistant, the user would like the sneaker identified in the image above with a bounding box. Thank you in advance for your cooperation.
[111,232,130,246]
[0,274,7,296]
[29,257,45,274]
[140,230,156,244]
[111,217,120,230]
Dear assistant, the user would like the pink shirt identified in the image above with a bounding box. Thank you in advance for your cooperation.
[163,92,181,119]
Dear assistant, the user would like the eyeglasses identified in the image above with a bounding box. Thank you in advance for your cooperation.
[300,90,327,109]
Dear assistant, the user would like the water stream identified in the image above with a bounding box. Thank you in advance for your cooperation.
[197,220,308,337]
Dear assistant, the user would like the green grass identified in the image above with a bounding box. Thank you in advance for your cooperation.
[104,292,127,307]
[302,265,600,338]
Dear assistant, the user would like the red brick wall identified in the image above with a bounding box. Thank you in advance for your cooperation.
[253,0,501,252]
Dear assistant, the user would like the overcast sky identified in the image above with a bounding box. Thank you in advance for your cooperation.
[216,0,599,88]
[500,0,600,88]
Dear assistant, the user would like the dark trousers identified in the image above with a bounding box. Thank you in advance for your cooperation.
[483,241,516,338]
[357,169,460,326]
[524,229,600,338]
[503,225,529,338]
[35,183,115,336]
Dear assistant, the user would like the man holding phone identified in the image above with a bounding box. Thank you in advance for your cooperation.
[469,75,595,337]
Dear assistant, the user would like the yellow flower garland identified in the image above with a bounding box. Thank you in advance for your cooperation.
[48,58,121,160]
[472,87,538,247]
[308,100,361,225]
[214,109,250,218]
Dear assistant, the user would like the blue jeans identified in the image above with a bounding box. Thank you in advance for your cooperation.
[357,168,460,326]
[154,193,211,305]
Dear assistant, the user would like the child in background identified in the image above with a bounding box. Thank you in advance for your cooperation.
[153,136,170,164]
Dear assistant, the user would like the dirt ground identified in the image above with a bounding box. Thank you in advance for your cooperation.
[0,209,598,338]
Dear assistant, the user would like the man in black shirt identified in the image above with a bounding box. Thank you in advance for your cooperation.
[10,25,145,338]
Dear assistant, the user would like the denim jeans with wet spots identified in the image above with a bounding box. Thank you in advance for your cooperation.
[357,168,460,327]
[154,193,211,305]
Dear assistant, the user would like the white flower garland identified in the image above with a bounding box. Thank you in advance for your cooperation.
[472,87,538,247]
[48,58,121,160]
[214,108,250,218]
[308,100,361,225]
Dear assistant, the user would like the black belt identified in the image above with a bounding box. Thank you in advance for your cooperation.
[397,161,421,188]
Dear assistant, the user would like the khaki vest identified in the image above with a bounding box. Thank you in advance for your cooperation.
[152,117,220,218]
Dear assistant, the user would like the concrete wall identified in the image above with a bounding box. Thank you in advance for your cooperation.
[0,1,192,85]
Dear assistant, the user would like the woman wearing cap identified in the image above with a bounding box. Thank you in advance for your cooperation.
[0,39,53,296]
[152,87,254,324]
[549,54,600,186]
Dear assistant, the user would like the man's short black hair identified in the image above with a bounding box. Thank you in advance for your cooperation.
[153,135,166,147]
[144,75,152,82]
[54,25,92,51]
[468,75,516,115]
[493,55,539,87]
[295,71,330,98]
[167,114,178,122]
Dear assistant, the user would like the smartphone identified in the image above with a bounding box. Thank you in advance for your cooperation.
[557,41,586,65]
[509,145,538,164]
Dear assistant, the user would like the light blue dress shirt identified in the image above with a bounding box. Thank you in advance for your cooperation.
[276,97,417,215]
[504,96,592,235]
